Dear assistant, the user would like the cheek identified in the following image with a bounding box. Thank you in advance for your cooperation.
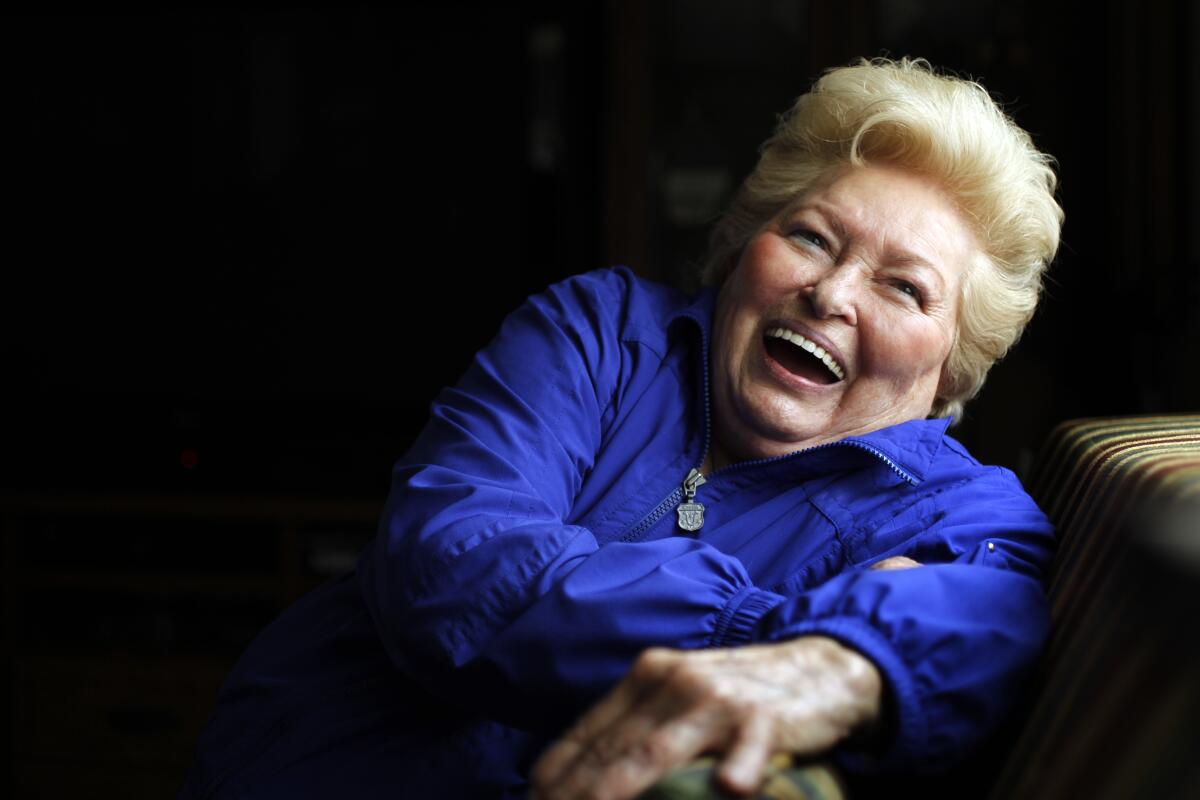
[863,318,955,378]
[737,236,794,292]
[717,244,786,338]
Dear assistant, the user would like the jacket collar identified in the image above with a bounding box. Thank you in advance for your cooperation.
[668,284,950,485]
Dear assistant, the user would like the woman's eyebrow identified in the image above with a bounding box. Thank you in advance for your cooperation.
[889,253,948,289]
[791,201,847,241]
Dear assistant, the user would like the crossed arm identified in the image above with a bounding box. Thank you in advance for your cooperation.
[530,557,920,800]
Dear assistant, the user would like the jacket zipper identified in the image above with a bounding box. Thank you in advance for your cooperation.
[618,314,918,543]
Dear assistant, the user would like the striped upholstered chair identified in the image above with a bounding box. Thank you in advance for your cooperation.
[991,415,1200,799]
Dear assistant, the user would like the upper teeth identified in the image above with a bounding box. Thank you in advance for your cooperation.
[765,327,845,380]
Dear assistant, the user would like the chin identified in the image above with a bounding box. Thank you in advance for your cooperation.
[730,393,833,458]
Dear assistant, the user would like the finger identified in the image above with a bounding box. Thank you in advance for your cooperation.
[530,687,638,792]
[716,713,774,795]
[531,650,678,791]
[870,555,923,570]
[551,703,727,800]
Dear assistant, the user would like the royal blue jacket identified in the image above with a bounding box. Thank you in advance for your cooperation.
[183,268,1053,799]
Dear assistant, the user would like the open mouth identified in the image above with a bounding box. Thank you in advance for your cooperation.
[764,327,845,384]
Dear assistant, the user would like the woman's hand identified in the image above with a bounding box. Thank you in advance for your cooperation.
[529,636,882,800]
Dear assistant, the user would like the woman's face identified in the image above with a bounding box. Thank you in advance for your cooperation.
[710,164,976,464]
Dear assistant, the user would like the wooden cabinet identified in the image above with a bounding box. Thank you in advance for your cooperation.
[1,494,379,799]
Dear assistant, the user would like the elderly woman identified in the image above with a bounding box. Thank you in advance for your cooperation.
[183,58,1062,799]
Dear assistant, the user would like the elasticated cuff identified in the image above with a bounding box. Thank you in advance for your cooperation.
[764,615,928,772]
[710,586,786,647]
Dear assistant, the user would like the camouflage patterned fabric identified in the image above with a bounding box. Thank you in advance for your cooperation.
[639,755,844,800]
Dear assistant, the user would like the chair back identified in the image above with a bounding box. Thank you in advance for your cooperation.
[992,415,1200,799]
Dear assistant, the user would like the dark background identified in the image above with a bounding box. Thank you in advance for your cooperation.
[5,2,1200,496]
[2,1,1197,796]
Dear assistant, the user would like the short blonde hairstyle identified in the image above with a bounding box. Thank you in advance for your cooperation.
[704,57,1063,421]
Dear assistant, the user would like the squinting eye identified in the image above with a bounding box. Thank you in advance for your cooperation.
[788,228,826,249]
[894,281,923,303]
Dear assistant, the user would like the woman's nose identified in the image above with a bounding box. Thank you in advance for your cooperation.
[804,264,859,325]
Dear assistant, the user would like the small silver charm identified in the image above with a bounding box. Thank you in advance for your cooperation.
[676,501,706,532]
[676,467,707,533]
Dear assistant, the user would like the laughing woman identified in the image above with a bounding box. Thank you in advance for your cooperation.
[183,58,1062,800]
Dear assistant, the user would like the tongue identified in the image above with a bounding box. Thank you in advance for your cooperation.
[765,336,837,384]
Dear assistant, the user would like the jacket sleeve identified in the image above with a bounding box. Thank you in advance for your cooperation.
[358,269,784,729]
[752,470,1054,772]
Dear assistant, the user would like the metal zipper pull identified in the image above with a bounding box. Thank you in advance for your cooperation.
[676,468,707,533]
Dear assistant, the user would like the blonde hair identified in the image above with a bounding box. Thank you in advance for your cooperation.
[704,57,1063,421]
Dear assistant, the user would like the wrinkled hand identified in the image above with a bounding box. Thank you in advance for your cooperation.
[528,636,882,800]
